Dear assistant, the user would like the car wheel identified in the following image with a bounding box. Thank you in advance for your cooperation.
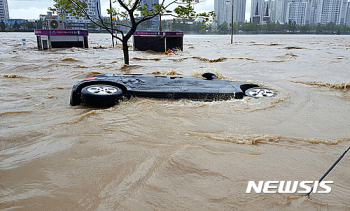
[245,87,276,98]
[81,84,123,107]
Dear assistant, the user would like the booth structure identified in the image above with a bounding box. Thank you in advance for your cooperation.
[34,29,89,50]
[133,31,184,52]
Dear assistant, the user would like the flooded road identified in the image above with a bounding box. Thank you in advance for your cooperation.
[1,33,350,210]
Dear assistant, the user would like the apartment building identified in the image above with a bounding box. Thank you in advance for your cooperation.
[0,0,9,21]
[250,0,350,25]
[214,0,247,26]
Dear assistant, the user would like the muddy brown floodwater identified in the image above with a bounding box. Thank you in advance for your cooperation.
[1,33,350,210]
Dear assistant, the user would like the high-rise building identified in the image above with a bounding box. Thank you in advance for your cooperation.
[60,0,101,28]
[254,0,350,26]
[140,0,159,28]
[284,0,345,25]
[263,0,271,21]
[0,0,9,21]
[307,0,322,25]
[214,0,247,26]
[338,0,349,24]
[271,0,287,23]
[251,0,261,24]
[320,0,343,24]
[286,0,310,25]
[251,0,271,24]
[344,1,350,25]
[141,0,159,10]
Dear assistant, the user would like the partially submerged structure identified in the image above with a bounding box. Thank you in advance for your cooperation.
[34,20,88,50]
[133,31,184,52]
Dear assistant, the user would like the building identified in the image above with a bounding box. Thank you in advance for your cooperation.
[59,0,101,29]
[263,0,271,22]
[140,0,159,30]
[251,0,270,24]
[319,0,343,24]
[339,0,349,24]
[286,0,349,26]
[308,0,322,25]
[250,0,350,26]
[39,11,58,21]
[0,0,9,21]
[3,19,26,25]
[271,0,287,23]
[251,0,262,24]
[344,1,350,25]
[286,0,310,25]
[214,0,247,26]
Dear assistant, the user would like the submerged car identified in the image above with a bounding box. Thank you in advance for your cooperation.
[70,72,276,107]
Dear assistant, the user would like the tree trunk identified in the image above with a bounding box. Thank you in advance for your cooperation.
[122,25,137,65]
[122,40,129,65]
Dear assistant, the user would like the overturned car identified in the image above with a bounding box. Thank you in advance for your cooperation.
[70,72,276,107]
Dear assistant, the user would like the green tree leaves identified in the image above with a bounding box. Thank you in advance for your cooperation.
[50,0,215,64]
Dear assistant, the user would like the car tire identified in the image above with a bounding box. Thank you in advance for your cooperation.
[245,87,276,98]
[81,84,123,107]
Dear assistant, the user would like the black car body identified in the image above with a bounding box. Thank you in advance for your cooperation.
[70,73,275,107]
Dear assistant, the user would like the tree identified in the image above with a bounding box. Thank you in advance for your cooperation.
[0,21,5,31]
[172,18,183,31]
[325,22,336,33]
[299,24,310,34]
[51,0,215,65]
[20,21,35,31]
[139,19,153,31]
[191,21,206,33]
[217,21,229,34]
[35,19,44,29]
[13,21,20,31]
[276,21,281,33]
[286,20,296,33]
